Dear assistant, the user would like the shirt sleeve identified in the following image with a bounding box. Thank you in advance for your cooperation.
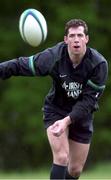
[33,49,55,76]
[69,61,108,123]
[0,49,54,79]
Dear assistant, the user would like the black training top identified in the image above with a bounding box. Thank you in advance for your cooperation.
[0,42,108,123]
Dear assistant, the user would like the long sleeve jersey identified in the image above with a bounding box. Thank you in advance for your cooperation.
[0,42,108,123]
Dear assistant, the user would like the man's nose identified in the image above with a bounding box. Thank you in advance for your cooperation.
[74,35,79,42]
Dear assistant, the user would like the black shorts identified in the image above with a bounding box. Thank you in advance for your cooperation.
[43,110,94,144]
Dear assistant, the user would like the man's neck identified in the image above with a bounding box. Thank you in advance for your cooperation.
[68,48,86,65]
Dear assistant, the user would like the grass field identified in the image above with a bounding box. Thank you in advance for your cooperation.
[81,162,111,179]
[0,162,111,179]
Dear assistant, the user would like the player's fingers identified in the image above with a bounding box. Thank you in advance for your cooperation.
[51,121,59,129]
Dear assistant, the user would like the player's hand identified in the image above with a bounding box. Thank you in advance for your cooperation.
[50,120,65,137]
[50,116,71,137]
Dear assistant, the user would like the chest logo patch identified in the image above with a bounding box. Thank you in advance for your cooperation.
[62,81,83,99]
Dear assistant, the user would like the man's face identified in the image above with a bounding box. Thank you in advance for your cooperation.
[64,26,89,56]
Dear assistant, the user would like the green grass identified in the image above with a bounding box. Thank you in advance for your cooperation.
[0,162,111,179]
[81,162,111,179]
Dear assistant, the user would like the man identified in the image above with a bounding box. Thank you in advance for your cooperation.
[0,19,108,179]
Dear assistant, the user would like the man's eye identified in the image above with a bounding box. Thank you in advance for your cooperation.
[69,34,75,38]
[78,34,83,37]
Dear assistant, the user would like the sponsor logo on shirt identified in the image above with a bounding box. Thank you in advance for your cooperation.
[59,74,67,78]
[62,81,83,99]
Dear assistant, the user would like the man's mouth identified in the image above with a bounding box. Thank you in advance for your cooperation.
[74,45,80,48]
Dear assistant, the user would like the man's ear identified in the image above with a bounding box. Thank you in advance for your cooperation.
[64,36,67,44]
[86,35,89,44]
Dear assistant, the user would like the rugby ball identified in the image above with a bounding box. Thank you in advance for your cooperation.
[19,8,47,47]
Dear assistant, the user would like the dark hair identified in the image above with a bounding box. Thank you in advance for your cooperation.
[65,19,88,35]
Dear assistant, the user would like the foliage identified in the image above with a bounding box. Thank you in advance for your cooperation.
[0,0,111,170]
